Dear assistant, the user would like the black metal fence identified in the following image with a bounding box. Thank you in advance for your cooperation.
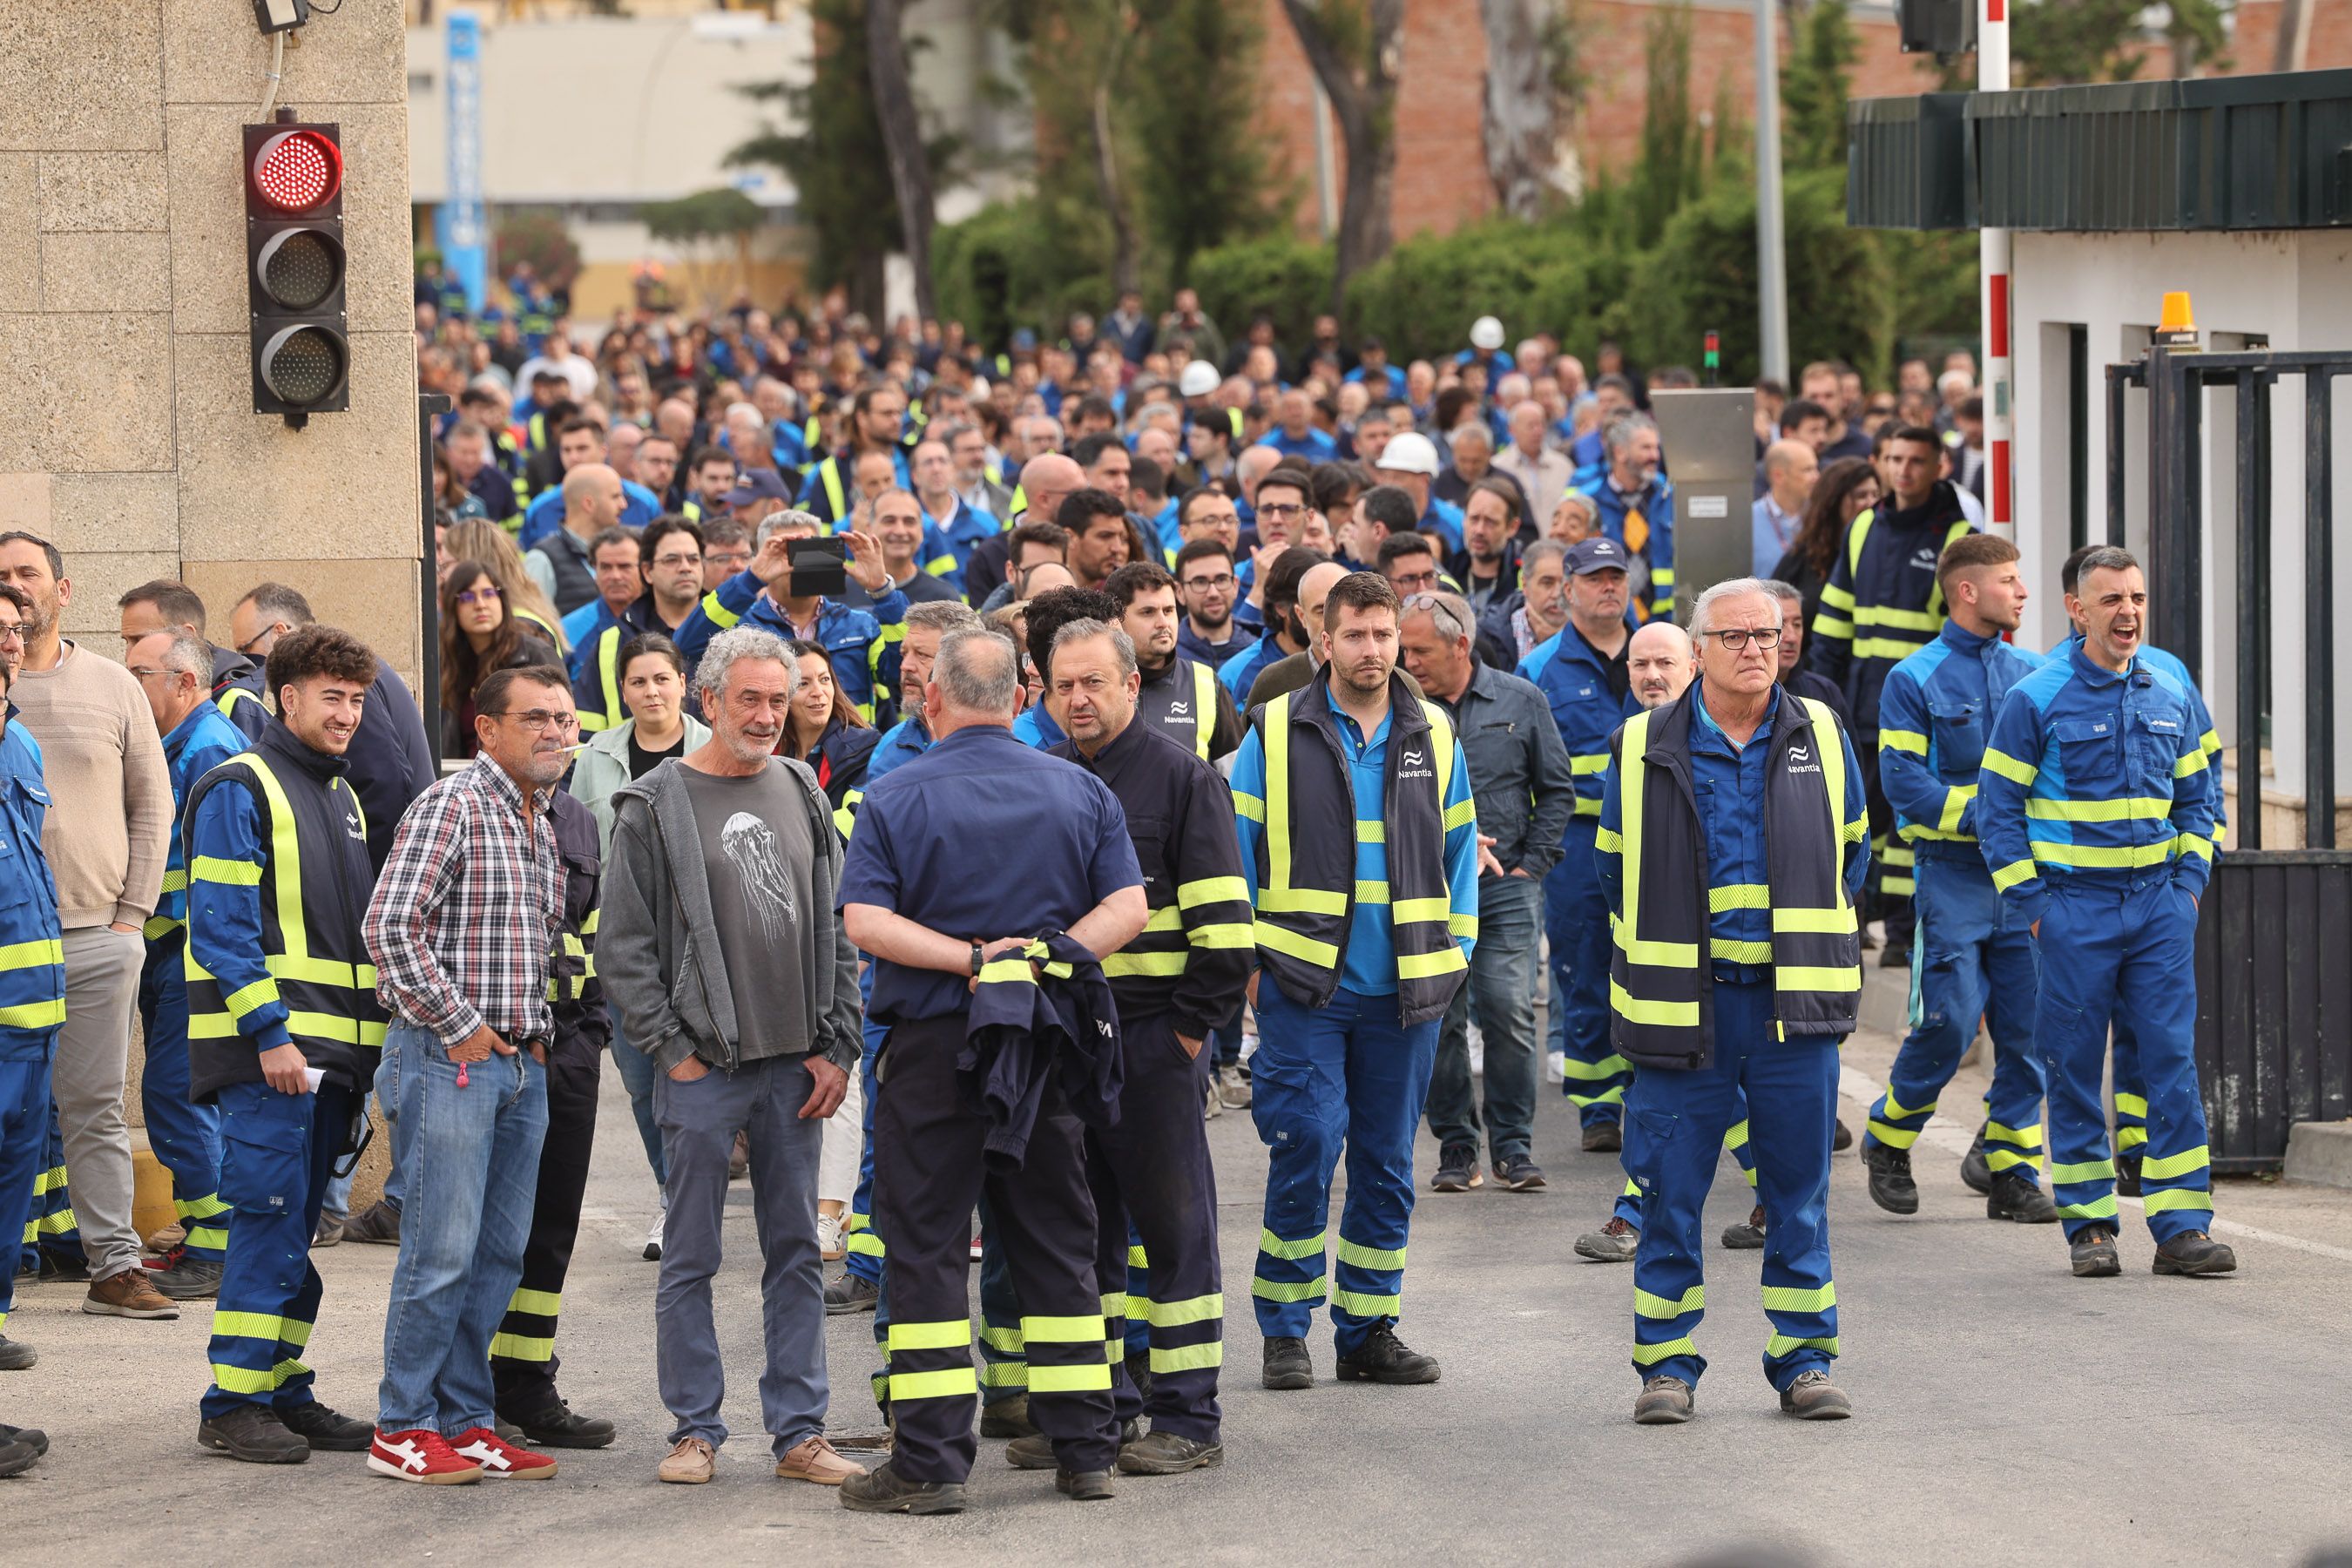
[2111,346,2352,1170]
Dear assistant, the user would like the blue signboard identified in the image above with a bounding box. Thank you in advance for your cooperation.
[442,10,486,315]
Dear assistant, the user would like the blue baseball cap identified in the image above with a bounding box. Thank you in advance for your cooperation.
[1566,536,1629,575]
[724,469,790,506]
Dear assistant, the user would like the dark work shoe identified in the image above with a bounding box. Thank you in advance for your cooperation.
[1574,1215,1639,1262]
[2153,1230,2238,1277]
[1261,1335,1312,1390]
[839,1460,966,1515]
[149,1255,224,1301]
[2071,1227,2121,1278]
[0,1422,48,1456]
[2115,1150,2145,1198]
[1001,1425,1136,1470]
[198,1405,311,1464]
[1878,943,1912,970]
[1125,1352,1152,1403]
[1720,1206,1766,1250]
[1335,1325,1439,1385]
[978,1395,1039,1438]
[0,1337,35,1372]
[1494,1154,1546,1192]
[1055,1467,1115,1501]
[0,1436,36,1478]
[1431,1144,1480,1193]
[1581,1120,1623,1153]
[1862,1143,1919,1215]
[340,1200,402,1246]
[37,1250,89,1283]
[312,1213,342,1247]
[1833,1118,1854,1152]
[1778,1369,1853,1420]
[276,1401,373,1452]
[504,1401,617,1450]
[1118,1429,1223,1475]
[824,1272,880,1315]
[1633,1375,1694,1425]
[1985,1172,2060,1225]
[1960,1124,1994,1193]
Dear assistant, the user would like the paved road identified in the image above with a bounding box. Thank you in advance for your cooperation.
[8,1006,2352,1566]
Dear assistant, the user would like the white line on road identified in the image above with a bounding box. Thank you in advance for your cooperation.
[1837,1064,2352,1267]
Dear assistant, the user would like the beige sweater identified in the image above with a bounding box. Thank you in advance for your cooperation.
[11,641,172,929]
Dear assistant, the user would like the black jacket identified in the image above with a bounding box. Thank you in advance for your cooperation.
[546,789,611,1055]
[351,657,437,872]
[961,931,1122,1172]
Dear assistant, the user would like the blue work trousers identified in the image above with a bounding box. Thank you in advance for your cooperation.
[1545,819,1629,1125]
[0,1058,51,1333]
[138,938,227,1260]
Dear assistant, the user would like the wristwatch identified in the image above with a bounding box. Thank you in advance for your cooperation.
[970,939,985,977]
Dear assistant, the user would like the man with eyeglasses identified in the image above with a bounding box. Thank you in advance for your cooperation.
[1399,591,1575,1195]
[572,516,707,734]
[362,663,574,1484]
[1173,540,1250,670]
[1602,578,1868,1427]
[699,521,754,593]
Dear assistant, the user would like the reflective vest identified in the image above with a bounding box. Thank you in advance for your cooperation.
[1605,690,1860,1071]
[213,684,267,734]
[184,747,388,1096]
[545,793,601,1008]
[1247,679,1467,1025]
[1136,658,1220,760]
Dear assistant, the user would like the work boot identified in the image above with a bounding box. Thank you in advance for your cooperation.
[1862,1143,1919,1215]
[1125,1352,1152,1403]
[1056,1467,1115,1501]
[1430,1144,1481,1193]
[2115,1149,2145,1197]
[1778,1369,1853,1420]
[1985,1172,2060,1224]
[2070,1227,2121,1277]
[2153,1230,2238,1277]
[37,1249,89,1282]
[1833,1118,1854,1152]
[978,1394,1039,1438]
[1493,1154,1547,1192]
[1216,1063,1252,1110]
[504,1398,617,1450]
[1006,1419,1139,1470]
[0,1435,37,1478]
[84,1268,178,1319]
[1581,1119,1623,1153]
[1720,1206,1766,1250]
[839,1460,966,1514]
[198,1405,311,1464]
[276,1401,373,1452]
[1633,1375,1694,1425]
[0,1422,48,1456]
[148,1254,224,1301]
[340,1199,402,1246]
[0,1337,35,1371]
[312,1213,342,1247]
[823,1272,879,1315]
[1960,1122,1994,1193]
[1573,1215,1639,1262]
[1878,942,1912,970]
[1335,1325,1439,1385]
[1118,1429,1223,1475]
[1261,1335,1312,1390]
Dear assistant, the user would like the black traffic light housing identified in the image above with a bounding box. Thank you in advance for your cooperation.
[245,109,348,428]
[1896,0,1977,57]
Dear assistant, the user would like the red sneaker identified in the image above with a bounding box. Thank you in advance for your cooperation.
[368,1428,484,1484]
[449,1425,558,1480]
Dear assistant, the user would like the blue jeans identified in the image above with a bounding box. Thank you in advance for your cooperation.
[1426,874,1542,1162]
[607,1002,666,1189]
[375,1023,549,1436]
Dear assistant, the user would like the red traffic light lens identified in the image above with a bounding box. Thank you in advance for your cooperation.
[252,130,343,213]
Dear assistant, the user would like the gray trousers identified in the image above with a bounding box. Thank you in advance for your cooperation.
[653,1050,828,1457]
[57,926,143,1281]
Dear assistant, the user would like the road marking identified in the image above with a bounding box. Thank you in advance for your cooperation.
[1838,1064,2352,1267]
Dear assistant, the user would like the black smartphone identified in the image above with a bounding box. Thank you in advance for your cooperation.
[791,536,848,598]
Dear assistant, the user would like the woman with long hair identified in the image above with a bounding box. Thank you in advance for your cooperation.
[562,632,711,1259]
[437,560,561,760]
[1774,456,1882,633]
[445,517,566,652]
[779,639,877,826]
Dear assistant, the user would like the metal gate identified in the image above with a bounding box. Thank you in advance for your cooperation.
[2106,345,2352,1171]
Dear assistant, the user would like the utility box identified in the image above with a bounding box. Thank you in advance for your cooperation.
[1896,0,1975,57]
[1650,388,1757,615]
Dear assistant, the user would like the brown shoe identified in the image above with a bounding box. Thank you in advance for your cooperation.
[658,1436,715,1484]
[84,1269,179,1319]
[776,1435,865,1485]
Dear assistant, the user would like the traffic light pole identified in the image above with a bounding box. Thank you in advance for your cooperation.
[1979,0,2012,538]
[417,391,451,767]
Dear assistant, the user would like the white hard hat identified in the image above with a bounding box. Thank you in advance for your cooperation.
[1179,359,1220,398]
[1376,430,1442,477]
[1469,315,1505,351]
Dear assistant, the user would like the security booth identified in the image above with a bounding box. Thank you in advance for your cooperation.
[1848,68,2352,1171]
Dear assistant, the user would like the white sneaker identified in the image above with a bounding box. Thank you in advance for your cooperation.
[817,1213,844,1260]
[643,1210,665,1262]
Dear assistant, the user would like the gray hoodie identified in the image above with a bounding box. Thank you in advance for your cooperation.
[598,754,860,1076]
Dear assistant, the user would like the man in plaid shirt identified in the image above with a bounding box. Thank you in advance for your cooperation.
[361,662,572,1485]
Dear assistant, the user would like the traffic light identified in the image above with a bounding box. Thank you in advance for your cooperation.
[244,110,348,427]
[1896,0,1976,57]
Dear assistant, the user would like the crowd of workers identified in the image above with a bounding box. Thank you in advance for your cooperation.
[0,279,2228,1500]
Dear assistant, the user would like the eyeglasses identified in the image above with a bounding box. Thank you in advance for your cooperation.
[0,626,24,648]
[456,586,504,608]
[1402,591,1467,641]
[491,708,578,733]
[1389,569,1440,591]
[234,625,277,653]
[652,552,702,569]
[1257,502,1307,519]
[1704,627,1782,652]
[1181,574,1236,592]
[128,666,176,681]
